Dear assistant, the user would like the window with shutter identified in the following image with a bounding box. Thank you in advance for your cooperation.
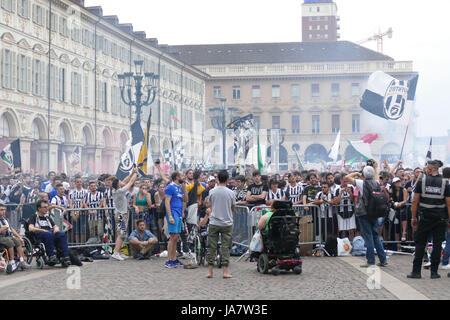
[26,56,31,93]
[60,68,66,102]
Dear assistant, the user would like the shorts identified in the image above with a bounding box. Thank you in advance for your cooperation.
[0,236,21,249]
[337,215,356,231]
[115,213,128,239]
[166,215,182,234]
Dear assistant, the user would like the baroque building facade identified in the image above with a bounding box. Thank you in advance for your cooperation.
[167,42,417,170]
[0,0,207,175]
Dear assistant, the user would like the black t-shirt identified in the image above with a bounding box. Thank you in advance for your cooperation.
[28,214,55,231]
[247,183,269,206]
[303,185,321,204]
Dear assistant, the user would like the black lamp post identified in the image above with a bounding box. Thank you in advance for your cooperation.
[209,98,228,168]
[118,60,159,123]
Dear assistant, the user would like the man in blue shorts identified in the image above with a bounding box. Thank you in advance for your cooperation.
[164,171,187,268]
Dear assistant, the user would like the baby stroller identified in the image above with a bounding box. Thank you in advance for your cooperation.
[252,201,302,276]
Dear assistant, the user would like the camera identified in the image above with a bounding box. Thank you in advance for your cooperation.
[366,159,375,167]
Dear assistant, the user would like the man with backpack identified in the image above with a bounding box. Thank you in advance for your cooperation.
[345,161,388,268]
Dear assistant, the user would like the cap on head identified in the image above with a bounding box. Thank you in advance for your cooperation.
[207,176,216,183]
[392,177,401,184]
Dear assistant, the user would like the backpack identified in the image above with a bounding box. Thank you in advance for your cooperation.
[324,236,338,257]
[363,180,389,219]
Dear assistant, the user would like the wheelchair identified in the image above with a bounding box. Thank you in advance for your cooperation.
[0,233,33,272]
[20,219,63,269]
[251,201,303,276]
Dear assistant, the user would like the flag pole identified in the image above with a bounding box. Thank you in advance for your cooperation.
[399,125,409,161]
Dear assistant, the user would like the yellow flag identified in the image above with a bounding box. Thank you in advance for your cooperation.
[137,113,151,175]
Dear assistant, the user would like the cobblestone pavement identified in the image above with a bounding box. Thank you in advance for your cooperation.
[0,255,448,300]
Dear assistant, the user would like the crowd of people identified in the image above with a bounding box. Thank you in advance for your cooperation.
[0,158,449,279]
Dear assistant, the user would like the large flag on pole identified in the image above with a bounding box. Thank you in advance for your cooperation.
[116,121,144,180]
[137,111,153,176]
[0,139,22,174]
[360,71,418,126]
[328,130,341,163]
[347,134,379,161]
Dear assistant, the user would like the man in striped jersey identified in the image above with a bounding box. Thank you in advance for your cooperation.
[82,181,105,240]
[69,177,88,243]
[266,179,285,205]
[103,177,115,223]
[284,174,303,205]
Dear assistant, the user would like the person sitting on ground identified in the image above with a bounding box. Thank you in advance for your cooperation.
[0,203,31,273]
[28,200,72,268]
[128,220,158,260]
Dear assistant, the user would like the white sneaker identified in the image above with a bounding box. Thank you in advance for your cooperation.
[441,264,450,270]
[424,261,431,267]
[111,253,124,261]
[120,254,129,260]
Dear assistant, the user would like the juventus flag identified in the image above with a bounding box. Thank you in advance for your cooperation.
[1,139,22,174]
[116,120,144,180]
[360,71,419,125]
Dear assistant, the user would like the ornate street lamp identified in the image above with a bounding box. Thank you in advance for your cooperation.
[209,98,229,168]
[118,60,159,123]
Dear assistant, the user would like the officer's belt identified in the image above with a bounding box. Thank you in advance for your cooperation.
[419,203,446,209]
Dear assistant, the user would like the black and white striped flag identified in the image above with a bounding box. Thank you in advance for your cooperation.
[361,71,418,126]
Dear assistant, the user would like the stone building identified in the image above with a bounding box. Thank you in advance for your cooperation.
[166,41,417,170]
[0,0,207,175]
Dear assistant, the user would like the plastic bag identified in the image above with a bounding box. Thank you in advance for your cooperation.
[337,237,352,256]
[250,230,263,253]
[160,250,168,258]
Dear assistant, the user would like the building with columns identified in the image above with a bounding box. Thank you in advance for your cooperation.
[0,0,207,175]
[166,41,417,171]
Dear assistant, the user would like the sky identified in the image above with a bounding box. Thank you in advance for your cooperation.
[84,0,450,138]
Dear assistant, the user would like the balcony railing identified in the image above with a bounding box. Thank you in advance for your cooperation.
[198,60,414,78]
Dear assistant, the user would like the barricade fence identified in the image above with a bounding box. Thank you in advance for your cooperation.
[234,203,416,257]
[7,201,416,255]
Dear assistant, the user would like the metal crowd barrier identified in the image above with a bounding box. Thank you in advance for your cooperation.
[233,203,419,258]
[232,205,251,248]
[8,200,418,257]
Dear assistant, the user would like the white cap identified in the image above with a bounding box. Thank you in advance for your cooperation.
[207,176,216,183]
[392,177,401,183]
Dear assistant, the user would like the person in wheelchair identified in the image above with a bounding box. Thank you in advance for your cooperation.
[28,200,71,268]
[0,203,31,273]
[255,200,302,275]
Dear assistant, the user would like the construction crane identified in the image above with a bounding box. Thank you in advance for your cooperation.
[357,27,393,54]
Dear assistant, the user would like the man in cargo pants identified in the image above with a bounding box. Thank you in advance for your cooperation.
[206,170,236,279]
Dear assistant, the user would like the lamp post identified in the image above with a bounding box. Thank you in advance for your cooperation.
[209,98,229,168]
[118,60,159,123]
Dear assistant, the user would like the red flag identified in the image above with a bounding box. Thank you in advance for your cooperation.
[361,134,379,144]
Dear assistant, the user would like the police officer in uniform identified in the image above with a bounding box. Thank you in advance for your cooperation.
[408,160,450,279]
